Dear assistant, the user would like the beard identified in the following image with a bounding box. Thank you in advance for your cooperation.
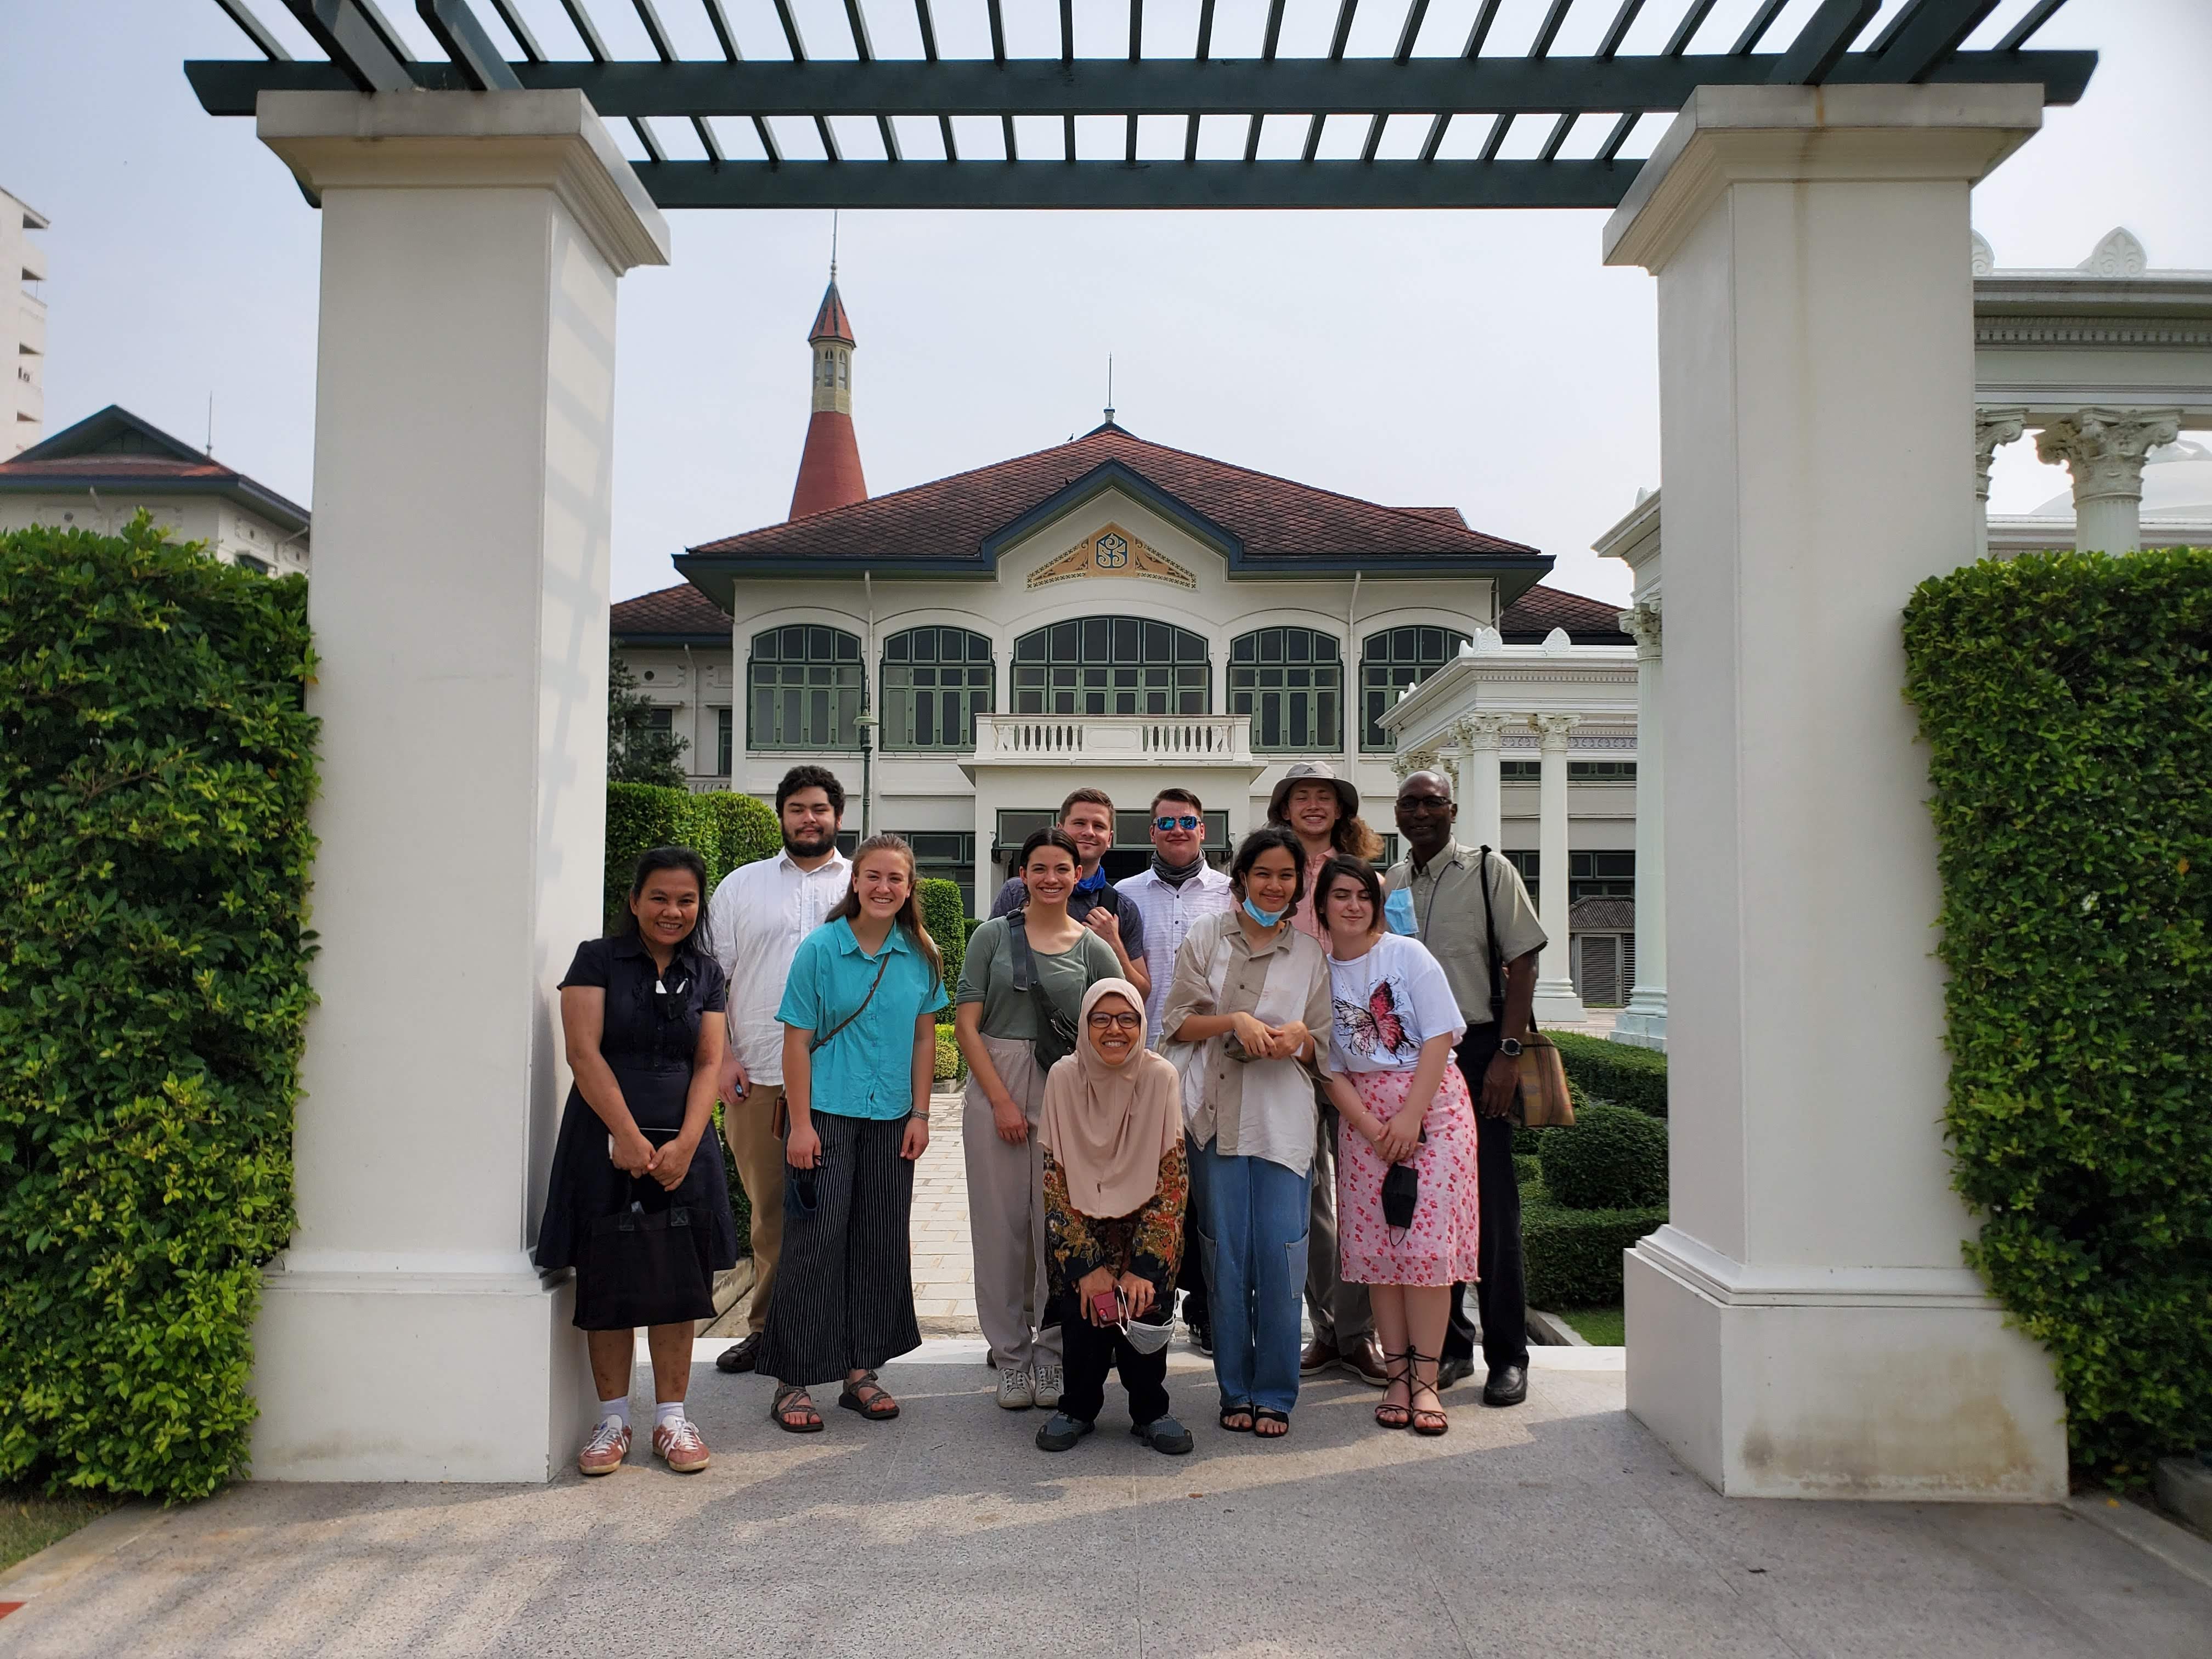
[783,822,838,857]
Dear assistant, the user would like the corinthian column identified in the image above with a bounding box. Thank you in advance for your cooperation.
[1530,713,1584,1023]
[1613,602,1666,1049]
[1973,408,2025,560]
[2035,407,2182,554]
[1452,713,1510,850]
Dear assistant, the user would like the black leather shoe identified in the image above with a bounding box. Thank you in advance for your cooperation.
[1482,1364,1528,1407]
[715,1331,764,1374]
[1436,1354,1476,1390]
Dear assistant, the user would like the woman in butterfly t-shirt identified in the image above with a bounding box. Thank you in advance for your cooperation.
[1318,854,1475,1437]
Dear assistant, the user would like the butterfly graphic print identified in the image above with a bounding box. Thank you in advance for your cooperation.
[1334,977,1419,1062]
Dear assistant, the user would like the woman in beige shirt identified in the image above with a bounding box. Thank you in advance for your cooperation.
[1159,825,1350,1438]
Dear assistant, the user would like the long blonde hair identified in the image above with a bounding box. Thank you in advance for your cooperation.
[827,833,945,988]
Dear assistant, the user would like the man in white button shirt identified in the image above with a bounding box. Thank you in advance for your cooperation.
[1116,787,1234,1351]
[704,765,852,1375]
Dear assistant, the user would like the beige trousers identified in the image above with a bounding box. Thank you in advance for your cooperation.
[722,1084,787,1336]
[963,1035,1063,1375]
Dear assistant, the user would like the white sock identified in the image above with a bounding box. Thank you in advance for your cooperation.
[598,1396,630,1429]
[655,1400,686,1430]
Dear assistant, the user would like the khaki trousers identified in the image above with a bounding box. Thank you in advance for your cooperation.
[1304,1091,1373,1346]
[963,1036,1063,1375]
[722,1084,787,1336]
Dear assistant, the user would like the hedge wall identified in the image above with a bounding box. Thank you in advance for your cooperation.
[1550,1031,1668,1119]
[1541,1102,1667,1212]
[604,782,779,928]
[1522,1182,1667,1311]
[918,877,966,1007]
[0,519,317,1500]
[1904,545,2211,1480]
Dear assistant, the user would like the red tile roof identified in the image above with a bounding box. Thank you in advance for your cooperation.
[0,405,310,532]
[808,279,854,346]
[612,582,729,641]
[686,424,1538,574]
[789,409,868,521]
[1499,584,1629,642]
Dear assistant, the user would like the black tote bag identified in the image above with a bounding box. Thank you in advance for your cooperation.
[575,1139,716,1330]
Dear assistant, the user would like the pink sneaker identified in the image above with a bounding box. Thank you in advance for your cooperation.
[652,1417,711,1473]
[578,1418,630,1476]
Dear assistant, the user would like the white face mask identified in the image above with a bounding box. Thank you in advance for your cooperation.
[1119,1308,1174,1355]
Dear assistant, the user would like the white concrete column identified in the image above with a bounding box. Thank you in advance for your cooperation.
[1973,407,2026,560]
[1530,713,1584,1023]
[1452,713,1509,849]
[1611,602,1666,1051]
[2034,407,2182,554]
[1603,84,2064,1500]
[250,92,669,1482]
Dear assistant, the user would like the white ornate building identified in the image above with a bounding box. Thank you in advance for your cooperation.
[2,184,47,456]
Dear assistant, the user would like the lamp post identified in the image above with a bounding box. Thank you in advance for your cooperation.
[854,710,877,839]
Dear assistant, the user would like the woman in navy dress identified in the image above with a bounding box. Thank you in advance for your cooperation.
[537,846,738,1477]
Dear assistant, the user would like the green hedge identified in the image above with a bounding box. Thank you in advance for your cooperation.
[1541,1102,1668,1211]
[918,877,966,1007]
[933,1026,965,1085]
[1522,1179,1666,1310]
[1904,545,2212,1480]
[604,783,779,929]
[0,518,317,1500]
[1550,1031,1668,1119]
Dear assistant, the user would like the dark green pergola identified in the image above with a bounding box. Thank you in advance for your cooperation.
[192,0,2091,209]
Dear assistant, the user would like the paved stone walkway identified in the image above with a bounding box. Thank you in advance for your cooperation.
[911,1090,980,1336]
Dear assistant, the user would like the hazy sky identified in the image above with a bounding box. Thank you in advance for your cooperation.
[6,0,2208,607]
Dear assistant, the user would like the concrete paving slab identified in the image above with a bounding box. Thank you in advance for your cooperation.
[3,1351,2207,1658]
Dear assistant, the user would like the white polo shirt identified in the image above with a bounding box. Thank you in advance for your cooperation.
[704,847,852,1086]
[1115,863,1236,1045]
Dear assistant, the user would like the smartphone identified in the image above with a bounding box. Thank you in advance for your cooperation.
[1091,1289,1121,1326]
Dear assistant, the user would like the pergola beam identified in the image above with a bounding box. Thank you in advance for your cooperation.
[184,49,2096,121]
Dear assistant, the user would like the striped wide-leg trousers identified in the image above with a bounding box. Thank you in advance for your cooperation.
[755,1110,921,1389]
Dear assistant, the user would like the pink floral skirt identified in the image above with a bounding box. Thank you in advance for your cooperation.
[1338,1063,1480,1288]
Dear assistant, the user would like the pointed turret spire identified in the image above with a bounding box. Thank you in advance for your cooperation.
[788,237,866,521]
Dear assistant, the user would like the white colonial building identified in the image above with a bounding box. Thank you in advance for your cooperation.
[2,184,47,456]
[612,276,1635,929]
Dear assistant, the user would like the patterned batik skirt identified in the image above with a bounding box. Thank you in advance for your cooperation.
[1336,1061,1481,1288]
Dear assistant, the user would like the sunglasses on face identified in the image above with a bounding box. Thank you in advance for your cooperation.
[1087,1012,1143,1032]
[1153,815,1201,831]
[1396,796,1451,812]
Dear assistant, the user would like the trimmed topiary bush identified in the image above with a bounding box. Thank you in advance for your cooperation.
[1540,1101,1668,1212]
[1550,1030,1668,1119]
[694,789,780,879]
[1522,1180,1665,1310]
[918,877,966,1007]
[0,517,317,1500]
[933,1025,965,1084]
[605,783,782,929]
[1904,545,2212,1481]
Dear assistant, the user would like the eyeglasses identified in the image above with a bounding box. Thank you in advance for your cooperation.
[1086,1012,1143,1031]
[1153,815,1201,832]
[1395,795,1452,812]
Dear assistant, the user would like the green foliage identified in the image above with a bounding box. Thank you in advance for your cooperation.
[607,658,687,787]
[603,782,778,931]
[1541,1102,1669,1212]
[1557,1306,1625,1347]
[0,517,317,1501]
[1903,546,2212,1481]
[1514,1153,1542,1186]
[1522,1180,1666,1310]
[963,916,985,947]
[918,878,966,1001]
[1549,1031,1668,1119]
[934,1026,965,1085]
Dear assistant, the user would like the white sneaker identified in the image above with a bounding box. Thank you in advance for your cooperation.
[997,1368,1035,1410]
[1032,1361,1063,1410]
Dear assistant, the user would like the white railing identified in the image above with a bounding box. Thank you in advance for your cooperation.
[970,712,1254,765]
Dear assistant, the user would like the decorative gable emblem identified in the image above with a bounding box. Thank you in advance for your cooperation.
[1027,522,1196,590]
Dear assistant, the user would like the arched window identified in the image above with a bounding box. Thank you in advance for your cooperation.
[748,624,863,751]
[1230,626,1341,752]
[1011,616,1209,716]
[1359,624,1470,750]
[881,627,994,751]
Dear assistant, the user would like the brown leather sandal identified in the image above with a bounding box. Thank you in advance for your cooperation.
[838,1370,900,1421]
[770,1385,824,1434]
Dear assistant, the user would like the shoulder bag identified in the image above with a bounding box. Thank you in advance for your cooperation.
[1008,911,1082,1072]
[575,1132,716,1329]
[1475,845,1576,1128]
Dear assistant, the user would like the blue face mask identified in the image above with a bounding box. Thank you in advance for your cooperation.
[1384,889,1418,936]
[1242,896,1289,928]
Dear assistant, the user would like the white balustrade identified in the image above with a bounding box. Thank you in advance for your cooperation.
[970,712,1253,764]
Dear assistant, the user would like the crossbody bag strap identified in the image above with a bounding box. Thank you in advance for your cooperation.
[1008,910,1067,1032]
[809,945,894,1054]
[1475,845,1509,1025]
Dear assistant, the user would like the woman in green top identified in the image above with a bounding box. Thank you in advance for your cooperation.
[956,827,1121,1412]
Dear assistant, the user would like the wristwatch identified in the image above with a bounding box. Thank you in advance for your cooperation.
[1498,1037,1524,1058]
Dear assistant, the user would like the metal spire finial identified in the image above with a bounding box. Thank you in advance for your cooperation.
[830,210,838,279]
[1103,353,1115,425]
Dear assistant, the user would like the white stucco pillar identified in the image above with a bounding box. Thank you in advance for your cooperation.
[1453,713,1509,849]
[1973,407,2026,560]
[1530,713,1584,1023]
[1611,601,1666,1051]
[250,92,669,1482]
[1603,85,2065,1500]
[2034,407,2182,554]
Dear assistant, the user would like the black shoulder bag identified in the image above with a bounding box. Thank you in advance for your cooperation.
[576,1130,716,1329]
[1008,911,1081,1071]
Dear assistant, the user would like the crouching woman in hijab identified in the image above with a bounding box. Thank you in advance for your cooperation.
[1034,979,1194,1456]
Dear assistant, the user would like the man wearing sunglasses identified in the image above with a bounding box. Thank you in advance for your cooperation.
[1116,788,1234,1354]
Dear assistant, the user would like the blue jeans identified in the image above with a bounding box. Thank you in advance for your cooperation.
[1197,1140,1311,1415]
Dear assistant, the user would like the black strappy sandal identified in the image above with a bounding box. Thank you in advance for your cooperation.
[838,1370,900,1421]
[1375,1347,1413,1431]
[1406,1350,1448,1437]
[1219,1402,1255,1433]
[1252,1406,1290,1439]
[770,1384,825,1434]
